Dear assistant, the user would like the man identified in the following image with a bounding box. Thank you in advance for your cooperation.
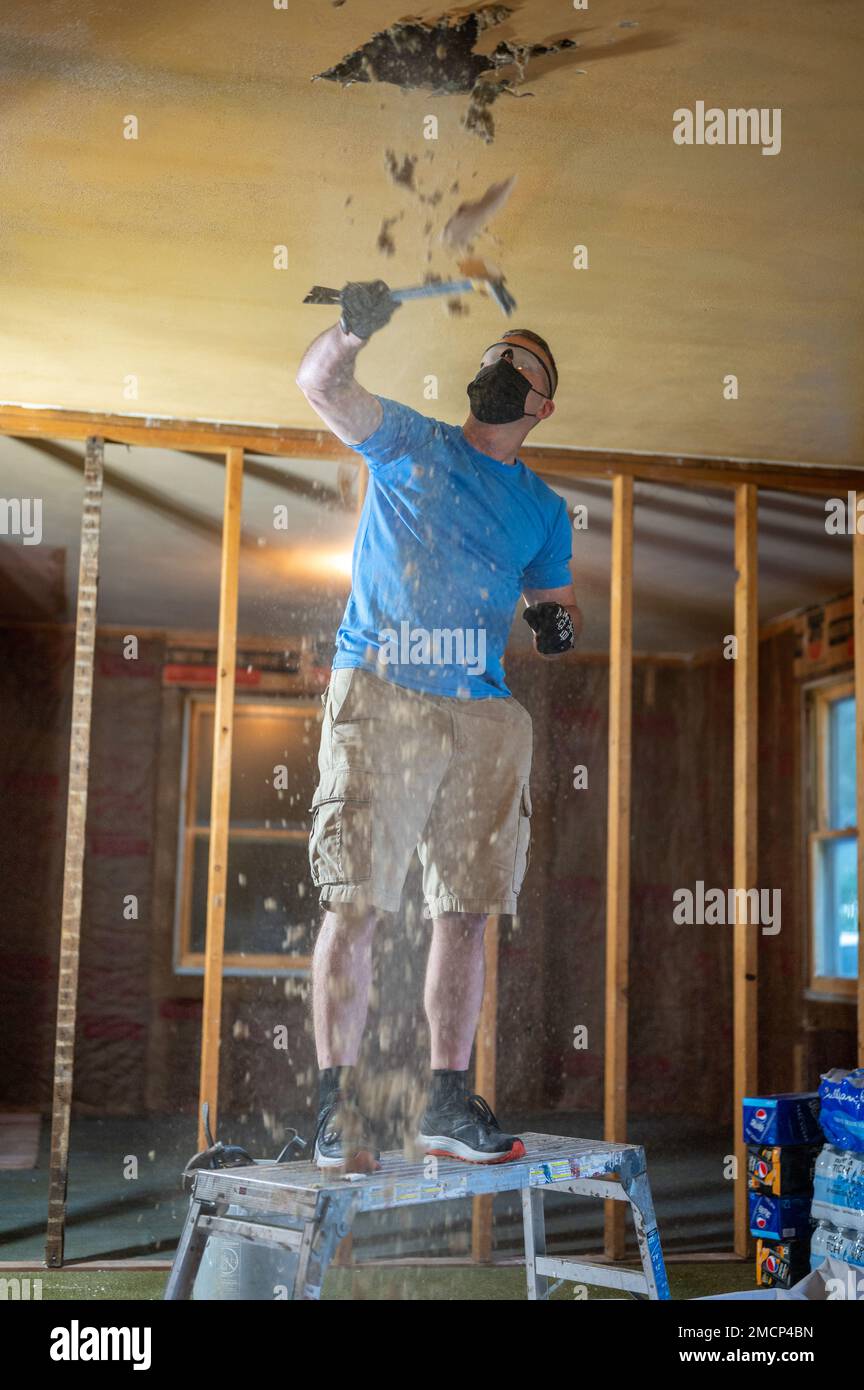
[296,279,581,1172]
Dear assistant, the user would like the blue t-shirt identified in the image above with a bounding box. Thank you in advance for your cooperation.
[333,396,573,699]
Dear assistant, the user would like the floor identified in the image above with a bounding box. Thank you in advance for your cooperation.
[1,1110,736,1268]
[2,1262,760,1301]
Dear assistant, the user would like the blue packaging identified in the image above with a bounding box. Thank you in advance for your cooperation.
[742,1092,821,1146]
[818,1069,864,1154]
[748,1191,812,1241]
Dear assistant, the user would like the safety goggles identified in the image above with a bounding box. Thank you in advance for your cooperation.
[479,341,554,398]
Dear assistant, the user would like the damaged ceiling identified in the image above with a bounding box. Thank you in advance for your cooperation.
[0,0,862,466]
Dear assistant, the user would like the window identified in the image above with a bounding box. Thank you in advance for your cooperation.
[174,696,321,975]
[807,679,858,994]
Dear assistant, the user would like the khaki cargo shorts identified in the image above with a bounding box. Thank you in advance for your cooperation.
[308,667,534,919]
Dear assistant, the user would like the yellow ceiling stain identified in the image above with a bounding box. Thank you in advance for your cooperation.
[0,0,861,462]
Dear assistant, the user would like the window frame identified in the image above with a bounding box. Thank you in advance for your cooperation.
[804,674,857,999]
[173,692,320,977]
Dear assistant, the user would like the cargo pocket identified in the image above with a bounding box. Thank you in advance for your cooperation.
[512,783,533,894]
[308,769,373,886]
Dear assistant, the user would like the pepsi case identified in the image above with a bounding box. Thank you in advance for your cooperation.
[747,1144,818,1196]
[756,1238,809,1289]
[742,1092,821,1146]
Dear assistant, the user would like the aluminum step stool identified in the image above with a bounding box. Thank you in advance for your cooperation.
[164,1133,670,1301]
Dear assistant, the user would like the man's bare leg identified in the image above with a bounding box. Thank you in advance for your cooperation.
[312,903,381,1170]
[312,904,379,1067]
[424,912,488,1070]
[420,911,524,1162]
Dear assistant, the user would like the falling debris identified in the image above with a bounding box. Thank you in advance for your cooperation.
[377,214,401,256]
[463,78,509,143]
[313,6,579,143]
[441,175,516,250]
[384,150,417,190]
[447,297,469,316]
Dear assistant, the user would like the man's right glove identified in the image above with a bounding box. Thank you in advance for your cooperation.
[339,280,400,340]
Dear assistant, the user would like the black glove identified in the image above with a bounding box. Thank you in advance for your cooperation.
[339,280,400,340]
[523,602,575,654]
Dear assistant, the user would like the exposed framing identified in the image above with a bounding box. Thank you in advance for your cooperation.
[44,437,104,1267]
[733,485,759,1256]
[1,401,861,492]
[6,406,860,1263]
[471,914,500,1263]
[196,446,244,1151]
[604,476,633,1260]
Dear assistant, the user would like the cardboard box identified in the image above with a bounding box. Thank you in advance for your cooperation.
[747,1144,818,1196]
[756,1238,811,1289]
[742,1092,821,1146]
[748,1191,812,1241]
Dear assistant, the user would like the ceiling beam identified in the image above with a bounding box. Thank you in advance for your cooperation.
[1,403,862,494]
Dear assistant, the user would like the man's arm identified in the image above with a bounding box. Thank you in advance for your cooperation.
[522,582,583,659]
[296,323,383,446]
[296,279,399,445]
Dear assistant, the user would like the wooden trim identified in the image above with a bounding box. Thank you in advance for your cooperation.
[604,475,633,1260]
[808,975,858,1001]
[45,437,104,1267]
[0,406,350,458]
[197,447,244,1150]
[176,696,319,974]
[183,952,311,973]
[533,456,863,495]
[733,485,759,1258]
[855,530,864,1063]
[471,915,500,1264]
[1,402,861,491]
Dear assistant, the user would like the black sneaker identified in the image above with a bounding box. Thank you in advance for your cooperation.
[313,1092,381,1173]
[417,1092,526,1165]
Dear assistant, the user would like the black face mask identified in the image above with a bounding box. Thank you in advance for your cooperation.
[467,357,549,425]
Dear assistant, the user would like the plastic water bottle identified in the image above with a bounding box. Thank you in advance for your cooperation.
[810,1219,859,1270]
[814,1145,864,1208]
[810,1219,832,1268]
